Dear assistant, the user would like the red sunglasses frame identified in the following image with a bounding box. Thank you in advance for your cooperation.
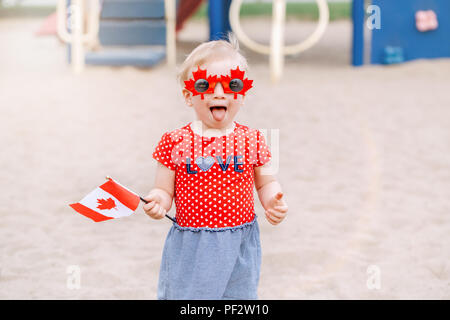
[184,66,253,99]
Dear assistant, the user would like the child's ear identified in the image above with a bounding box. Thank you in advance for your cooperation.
[182,89,193,107]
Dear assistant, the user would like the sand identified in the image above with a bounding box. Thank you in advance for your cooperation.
[0,17,449,299]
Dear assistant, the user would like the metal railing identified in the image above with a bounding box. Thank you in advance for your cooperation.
[229,0,329,82]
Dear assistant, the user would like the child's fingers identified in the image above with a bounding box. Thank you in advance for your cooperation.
[151,203,162,215]
[270,192,286,208]
[144,201,159,214]
[274,192,283,201]
[143,201,156,212]
[267,208,285,220]
[143,193,161,203]
[157,206,166,219]
[273,205,288,213]
[149,205,164,220]
[267,208,287,224]
[265,211,279,225]
[266,209,282,223]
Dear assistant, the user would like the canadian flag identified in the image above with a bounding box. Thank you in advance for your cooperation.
[69,178,140,222]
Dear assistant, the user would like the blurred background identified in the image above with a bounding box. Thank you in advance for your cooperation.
[0,0,449,299]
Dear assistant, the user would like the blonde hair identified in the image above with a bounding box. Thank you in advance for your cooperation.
[177,33,249,87]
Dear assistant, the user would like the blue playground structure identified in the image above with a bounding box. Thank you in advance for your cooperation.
[207,0,450,67]
[64,0,172,68]
[87,0,168,67]
[208,0,232,41]
[85,0,166,66]
[58,0,450,71]
[352,0,450,66]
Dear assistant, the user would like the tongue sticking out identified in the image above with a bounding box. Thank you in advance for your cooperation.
[211,107,226,122]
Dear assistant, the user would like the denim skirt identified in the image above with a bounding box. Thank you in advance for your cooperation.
[157,217,261,300]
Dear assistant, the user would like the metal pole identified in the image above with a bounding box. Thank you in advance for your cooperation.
[270,0,286,83]
[352,0,365,66]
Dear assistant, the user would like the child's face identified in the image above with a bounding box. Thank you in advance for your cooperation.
[183,57,246,130]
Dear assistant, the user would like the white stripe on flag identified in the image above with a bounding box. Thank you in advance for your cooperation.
[79,187,134,219]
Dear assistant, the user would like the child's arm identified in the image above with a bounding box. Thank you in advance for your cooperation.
[254,164,288,225]
[143,162,175,219]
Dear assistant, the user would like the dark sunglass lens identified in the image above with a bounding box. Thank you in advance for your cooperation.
[194,79,209,92]
[229,78,244,92]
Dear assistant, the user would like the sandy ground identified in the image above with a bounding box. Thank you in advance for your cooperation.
[0,17,449,300]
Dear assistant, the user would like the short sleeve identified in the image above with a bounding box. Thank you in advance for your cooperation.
[254,130,272,167]
[152,132,177,171]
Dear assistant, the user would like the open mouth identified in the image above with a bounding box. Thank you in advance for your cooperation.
[209,106,227,112]
[209,106,227,121]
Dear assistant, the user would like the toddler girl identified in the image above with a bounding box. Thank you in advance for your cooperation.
[143,36,288,300]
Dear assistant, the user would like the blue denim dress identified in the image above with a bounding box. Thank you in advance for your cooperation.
[157,217,261,300]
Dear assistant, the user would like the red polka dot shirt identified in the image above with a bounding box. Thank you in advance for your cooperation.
[152,121,272,228]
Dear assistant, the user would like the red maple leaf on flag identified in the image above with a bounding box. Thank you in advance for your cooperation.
[96,198,117,210]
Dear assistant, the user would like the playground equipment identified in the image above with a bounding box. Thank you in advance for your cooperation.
[176,0,204,33]
[352,0,450,66]
[57,0,176,73]
[56,0,450,75]
[229,0,329,83]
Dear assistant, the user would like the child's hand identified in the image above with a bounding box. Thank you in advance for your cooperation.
[143,192,167,220]
[265,192,288,225]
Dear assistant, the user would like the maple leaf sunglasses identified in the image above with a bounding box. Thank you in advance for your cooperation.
[184,66,253,99]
